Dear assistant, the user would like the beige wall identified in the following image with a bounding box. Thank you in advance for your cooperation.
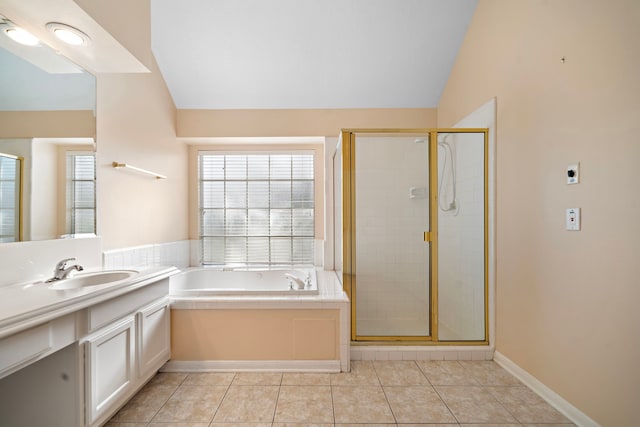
[0,111,95,139]
[178,108,437,137]
[90,2,189,250]
[437,1,640,425]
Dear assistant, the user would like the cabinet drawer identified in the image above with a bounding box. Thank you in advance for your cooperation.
[0,323,51,378]
[88,279,169,332]
[0,313,78,380]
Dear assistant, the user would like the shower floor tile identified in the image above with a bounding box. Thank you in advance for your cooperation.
[105,361,576,427]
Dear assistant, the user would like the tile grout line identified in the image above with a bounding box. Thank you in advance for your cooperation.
[270,372,284,424]
[415,359,463,425]
[207,372,235,425]
[373,360,399,425]
[329,374,337,426]
[145,372,188,425]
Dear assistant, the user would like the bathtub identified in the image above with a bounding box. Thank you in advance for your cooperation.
[165,268,350,373]
[169,267,318,297]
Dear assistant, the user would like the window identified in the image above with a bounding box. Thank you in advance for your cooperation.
[66,152,96,235]
[199,152,314,266]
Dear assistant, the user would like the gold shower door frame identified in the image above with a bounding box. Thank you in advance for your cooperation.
[340,128,489,344]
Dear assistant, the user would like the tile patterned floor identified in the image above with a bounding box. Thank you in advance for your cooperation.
[106,360,575,426]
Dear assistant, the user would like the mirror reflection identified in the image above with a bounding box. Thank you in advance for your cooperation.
[0,40,96,242]
[0,152,21,242]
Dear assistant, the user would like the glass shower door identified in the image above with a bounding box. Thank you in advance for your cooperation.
[436,131,487,341]
[353,134,431,338]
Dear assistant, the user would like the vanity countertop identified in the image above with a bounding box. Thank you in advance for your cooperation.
[0,266,179,340]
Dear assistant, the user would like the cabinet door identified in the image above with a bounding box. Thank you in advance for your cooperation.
[85,316,135,425]
[137,298,171,379]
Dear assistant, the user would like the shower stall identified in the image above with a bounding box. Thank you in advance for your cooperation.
[334,129,488,343]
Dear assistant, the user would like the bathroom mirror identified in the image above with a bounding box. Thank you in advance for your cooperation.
[0,42,96,242]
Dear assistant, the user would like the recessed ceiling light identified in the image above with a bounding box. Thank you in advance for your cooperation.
[46,22,91,46]
[1,24,40,46]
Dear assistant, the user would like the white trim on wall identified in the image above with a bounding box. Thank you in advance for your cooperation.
[494,351,601,427]
[161,360,341,373]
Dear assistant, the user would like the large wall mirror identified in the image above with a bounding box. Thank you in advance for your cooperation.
[0,38,96,242]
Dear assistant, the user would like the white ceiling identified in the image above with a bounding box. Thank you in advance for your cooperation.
[151,0,477,110]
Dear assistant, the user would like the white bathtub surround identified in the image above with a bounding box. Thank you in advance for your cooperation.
[0,237,102,288]
[170,268,318,296]
[103,240,190,270]
[350,345,494,362]
[164,269,350,373]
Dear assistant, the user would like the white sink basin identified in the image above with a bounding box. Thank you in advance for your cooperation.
[48,270,137,290]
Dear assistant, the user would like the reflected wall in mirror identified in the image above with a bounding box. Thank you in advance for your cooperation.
[0,35,96,242]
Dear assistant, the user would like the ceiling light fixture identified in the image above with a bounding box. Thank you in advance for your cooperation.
[46,22,91,46]
[0,23,40,46]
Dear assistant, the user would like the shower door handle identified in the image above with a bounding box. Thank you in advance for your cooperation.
[424,231,433,242]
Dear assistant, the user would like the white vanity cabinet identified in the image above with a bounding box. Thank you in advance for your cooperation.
[0,267,176,427]
[83,279,171,427]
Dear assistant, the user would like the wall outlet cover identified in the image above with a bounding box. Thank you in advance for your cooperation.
[567,163,580,184]
[566,208,581,231]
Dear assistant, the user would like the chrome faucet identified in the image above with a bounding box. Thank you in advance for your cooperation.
[284,272,310,290]
[46,258,84,282]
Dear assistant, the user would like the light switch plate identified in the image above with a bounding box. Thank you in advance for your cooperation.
[566,208,581,231]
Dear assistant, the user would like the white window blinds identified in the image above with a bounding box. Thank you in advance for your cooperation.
[199,153,315,266]
[66,153,96,235]
[0,155,20,243]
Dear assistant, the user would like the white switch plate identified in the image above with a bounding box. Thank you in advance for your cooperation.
[567,163,580,184]
[566,208,581,231]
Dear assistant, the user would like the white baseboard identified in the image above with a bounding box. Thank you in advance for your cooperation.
[493,351,600,427]
[161,359,342,373]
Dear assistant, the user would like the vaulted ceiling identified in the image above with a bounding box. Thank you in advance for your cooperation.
[151,0,478,110]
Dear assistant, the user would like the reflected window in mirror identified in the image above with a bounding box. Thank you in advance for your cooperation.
[0,153,21,243]
[65,152,95,236]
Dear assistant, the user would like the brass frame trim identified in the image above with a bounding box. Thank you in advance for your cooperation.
[429,130,439,341]
[340,128,490,345]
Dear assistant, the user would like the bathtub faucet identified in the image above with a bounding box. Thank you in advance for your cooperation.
[284,273,309,290]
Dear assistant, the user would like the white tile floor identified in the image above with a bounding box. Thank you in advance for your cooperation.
[106,360,575,426]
